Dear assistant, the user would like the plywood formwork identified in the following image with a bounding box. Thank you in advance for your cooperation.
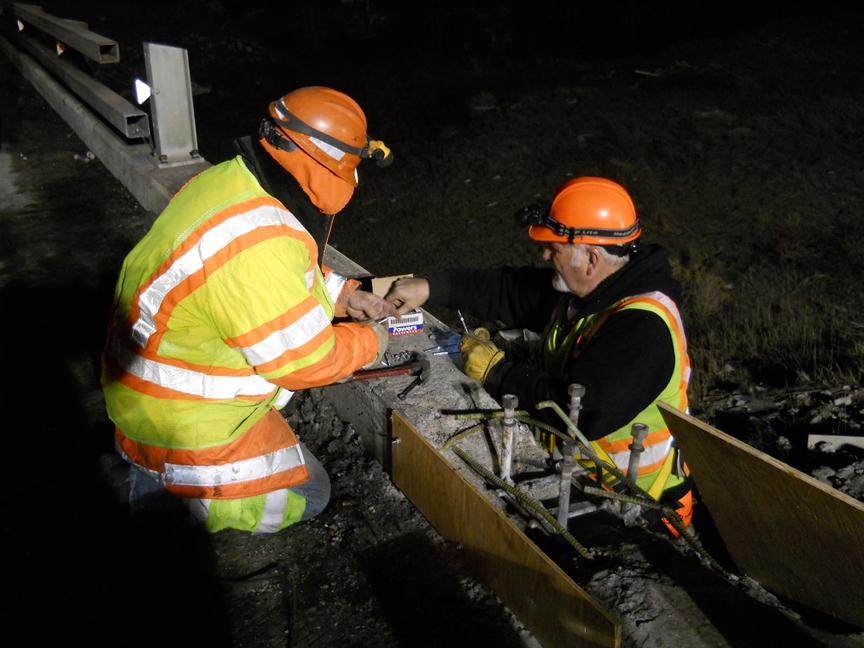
[391,410,621,648]
[658,402,864,629]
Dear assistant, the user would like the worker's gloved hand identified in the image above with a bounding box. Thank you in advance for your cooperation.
[459,327,505,382]
[359,319,389,370]
[347,289,399,321]
[385,277,430,317]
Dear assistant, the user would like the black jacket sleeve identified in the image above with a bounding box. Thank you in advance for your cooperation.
[426,266,559,333]
[485,309,675,440]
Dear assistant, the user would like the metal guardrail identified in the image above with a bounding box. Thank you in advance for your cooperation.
[17,32,149,139]
[11,3,119,63]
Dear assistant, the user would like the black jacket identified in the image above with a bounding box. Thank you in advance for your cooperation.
[426,245,685,440]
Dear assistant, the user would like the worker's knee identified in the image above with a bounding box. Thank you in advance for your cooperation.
[292,446,331,521]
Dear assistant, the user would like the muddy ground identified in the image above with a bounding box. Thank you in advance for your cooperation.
[2,2,864,647]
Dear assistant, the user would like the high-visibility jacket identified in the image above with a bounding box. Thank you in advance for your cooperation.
[542,291,691,497]
[102,156,377,503]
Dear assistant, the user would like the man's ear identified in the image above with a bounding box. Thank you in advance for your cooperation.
[585,247,601,276]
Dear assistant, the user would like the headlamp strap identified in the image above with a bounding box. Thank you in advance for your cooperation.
[259,119,299,153]
[272,98,370,158]
[540,210,640,242]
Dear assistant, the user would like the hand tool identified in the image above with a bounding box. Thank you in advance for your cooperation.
[349,353,431,400]
[397,353,431,399]
[350,363,418,381]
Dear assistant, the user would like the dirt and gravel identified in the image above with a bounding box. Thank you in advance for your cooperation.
[2,2,864,647]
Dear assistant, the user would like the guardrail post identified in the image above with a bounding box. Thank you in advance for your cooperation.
[143,42,201,166]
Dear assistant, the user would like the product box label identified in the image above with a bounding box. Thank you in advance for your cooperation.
[386,309,424,336]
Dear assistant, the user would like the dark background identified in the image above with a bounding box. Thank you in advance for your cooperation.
[35,0,850,159]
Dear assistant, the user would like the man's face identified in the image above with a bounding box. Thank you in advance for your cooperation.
[543,242,587,296]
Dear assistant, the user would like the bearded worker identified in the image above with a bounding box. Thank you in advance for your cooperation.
[385,177,693,533]
[102,87,395,533]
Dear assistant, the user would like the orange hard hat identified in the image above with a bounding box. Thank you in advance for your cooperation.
[262,86,392,186]
[527,177,641,245]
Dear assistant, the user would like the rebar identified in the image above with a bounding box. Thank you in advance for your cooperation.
[536,400,650,497]
[514,415,571,441]
[452,446,594,560]
[442,422,485,451]
[582,486,666,510]
[446,403,725,571]
[584,486,724,571]
[455,410,529,420]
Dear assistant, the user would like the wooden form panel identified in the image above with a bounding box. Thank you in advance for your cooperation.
[391,411,620,648]
[658,402,864,628]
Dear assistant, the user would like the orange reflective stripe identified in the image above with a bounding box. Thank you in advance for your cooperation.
[599,428,672,455]
[634,454,669,478]
[116,409,309,499]
[226,294,321,349]
[252,327,334,376]
[267,322,377,390]
[225,295,334,372]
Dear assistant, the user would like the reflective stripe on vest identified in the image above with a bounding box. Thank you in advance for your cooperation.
[597,434,673,474]
[324,271,349,306]
[116,408,309,499]
[130,203,316,350]
[236,301,331,366]
[106,332,276,399]
[121,443,304,490]
[107,199,332,400]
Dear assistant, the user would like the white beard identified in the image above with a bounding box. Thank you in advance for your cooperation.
[552,273,573,293]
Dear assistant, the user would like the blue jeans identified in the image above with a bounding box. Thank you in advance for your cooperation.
[291,445,331,520]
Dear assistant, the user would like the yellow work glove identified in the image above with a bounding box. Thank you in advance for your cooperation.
[459,327,505,382]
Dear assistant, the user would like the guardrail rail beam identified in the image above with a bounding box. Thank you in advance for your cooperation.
[17,32,148,139]
[12,3,119,63]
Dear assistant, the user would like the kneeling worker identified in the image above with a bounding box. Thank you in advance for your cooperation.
[385,177,693,532]
[102,87,395,533]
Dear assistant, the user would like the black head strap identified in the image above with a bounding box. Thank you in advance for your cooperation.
[259,119,300,153]
[514,203,640,244]
[272,98,369,157]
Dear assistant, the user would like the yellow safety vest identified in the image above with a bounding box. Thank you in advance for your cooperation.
[102,156,376,503]
[543,291,691,497]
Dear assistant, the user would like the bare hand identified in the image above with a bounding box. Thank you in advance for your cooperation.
[385,277,430,317]
[346,290,399,321]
